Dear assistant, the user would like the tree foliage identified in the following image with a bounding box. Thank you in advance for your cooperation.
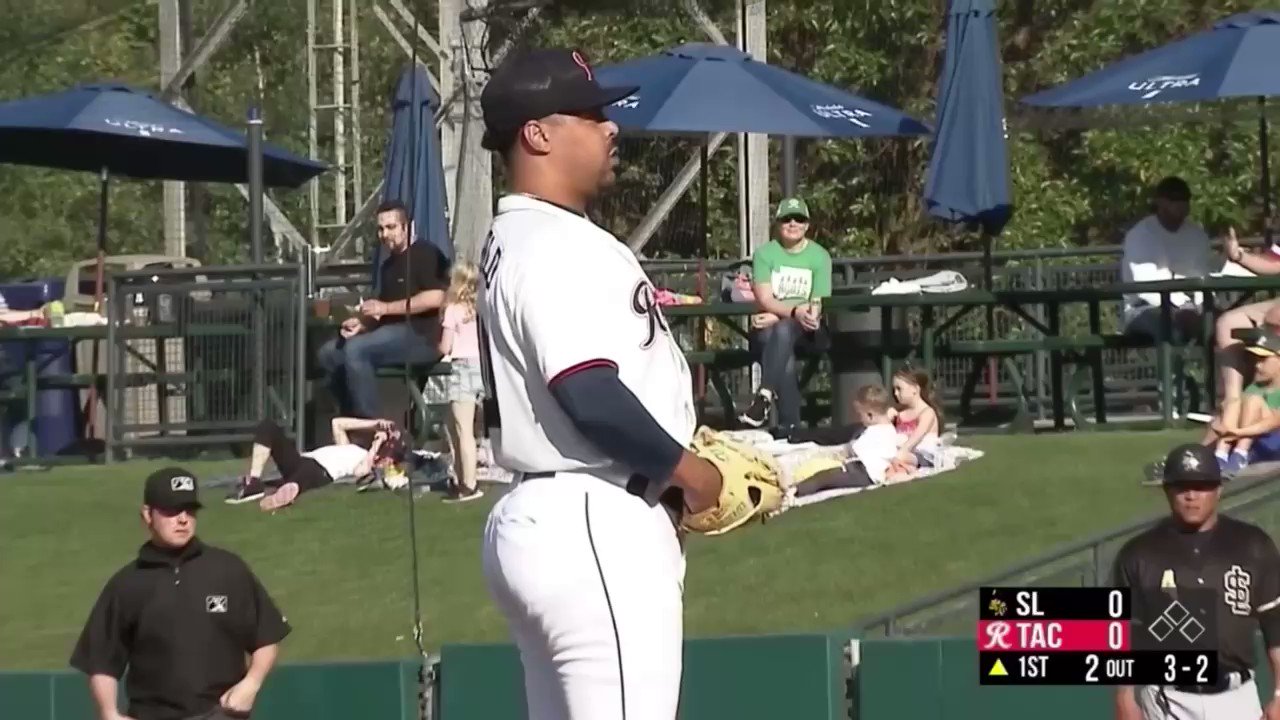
[0,0,1271,280]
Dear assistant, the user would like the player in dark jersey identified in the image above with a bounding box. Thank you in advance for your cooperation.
[1111,443,1280,720]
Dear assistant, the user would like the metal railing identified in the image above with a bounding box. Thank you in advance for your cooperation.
[307,245,1274,423]
[850,472,1280,639]
[104,264,307,461]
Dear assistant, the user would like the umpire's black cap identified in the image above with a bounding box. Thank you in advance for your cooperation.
[143,467,203,510]
[1160,444,1222,485]
[479,48,637,152]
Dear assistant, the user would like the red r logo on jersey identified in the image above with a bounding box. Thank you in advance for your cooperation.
[571,51,593,81]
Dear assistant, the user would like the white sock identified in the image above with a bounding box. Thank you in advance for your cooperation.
[1216,448,1230,461]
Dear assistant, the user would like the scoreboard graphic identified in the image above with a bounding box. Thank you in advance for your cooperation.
[977,586,1218,686]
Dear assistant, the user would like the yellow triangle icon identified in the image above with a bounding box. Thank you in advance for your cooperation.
[989,659,1008,677]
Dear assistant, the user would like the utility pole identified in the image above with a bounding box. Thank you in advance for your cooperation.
[439,0,493,263]
[306,0,364,260]
[740,0,769,256]
[159,0,187,258]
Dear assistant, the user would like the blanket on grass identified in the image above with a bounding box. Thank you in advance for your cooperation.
[716,429,985,515]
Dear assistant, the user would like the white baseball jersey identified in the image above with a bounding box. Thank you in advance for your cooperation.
[477,194,696,476]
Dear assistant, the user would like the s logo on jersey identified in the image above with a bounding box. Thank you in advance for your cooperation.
[1224,565,1252,616]
[630,281,670,349]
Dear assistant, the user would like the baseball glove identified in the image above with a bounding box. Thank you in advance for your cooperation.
[680,427,785,536]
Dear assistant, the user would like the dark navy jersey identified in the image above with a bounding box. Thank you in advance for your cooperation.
[1111,515,1280,674]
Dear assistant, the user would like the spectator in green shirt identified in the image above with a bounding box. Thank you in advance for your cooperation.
[739,196,833,431]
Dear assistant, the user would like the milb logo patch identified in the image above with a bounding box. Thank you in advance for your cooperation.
[206,595,228,613]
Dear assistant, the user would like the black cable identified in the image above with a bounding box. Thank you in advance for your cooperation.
[403,5,428,672]
[453,3,476,252]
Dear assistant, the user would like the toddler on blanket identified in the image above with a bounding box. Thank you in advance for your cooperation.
[786,385,905,497]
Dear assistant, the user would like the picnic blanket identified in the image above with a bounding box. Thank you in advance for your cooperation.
[716,429,985,516]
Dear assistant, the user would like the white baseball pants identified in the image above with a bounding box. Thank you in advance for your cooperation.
[1137,680,1262,720]
[482,471,687,720]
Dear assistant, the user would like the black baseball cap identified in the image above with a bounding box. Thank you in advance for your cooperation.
[1160,444,1222,485]
[143,467,203,511]
[480,48,638,152]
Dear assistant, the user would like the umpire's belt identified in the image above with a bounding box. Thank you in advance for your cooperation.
[1171,668,1253,694]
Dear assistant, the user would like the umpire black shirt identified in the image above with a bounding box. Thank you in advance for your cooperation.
[69,538,291,720]
[1110,515,1280,675]
[376,241,448,341]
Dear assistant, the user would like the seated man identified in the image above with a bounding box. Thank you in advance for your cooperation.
[738,196,833,432]
[1215,227,1280,405]
[1203,325,1280,474]
[225,416,407,508]
[1120,176,1213,344]
[318,200,449,418]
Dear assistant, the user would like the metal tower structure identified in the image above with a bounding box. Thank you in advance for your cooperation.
[306,0,366,260]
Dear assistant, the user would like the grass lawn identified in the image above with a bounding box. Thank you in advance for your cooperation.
[0,429,1199,671]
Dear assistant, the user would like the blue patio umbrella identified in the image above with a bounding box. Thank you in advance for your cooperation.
[0,82,327,301]
[1022,11,1280,107]
[1021,11,1280,232]
[0,82,327,186]
[595,43,931,137]
[923,0,1013,340]
[924,0,1012,239]
[373,65,452,292]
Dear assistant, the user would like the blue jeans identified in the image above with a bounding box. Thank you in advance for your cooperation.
[749,318,829,427]
[317,322,438,418]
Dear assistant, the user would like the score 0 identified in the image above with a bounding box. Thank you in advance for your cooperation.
[995,587,1127,619]
[982,587,1130,651]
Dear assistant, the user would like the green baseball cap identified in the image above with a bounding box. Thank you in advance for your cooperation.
[775,197,810,221]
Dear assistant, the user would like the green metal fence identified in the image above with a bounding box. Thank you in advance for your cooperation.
[103,264,307,461]
[0,659,421,720]
[849,471,1280,640]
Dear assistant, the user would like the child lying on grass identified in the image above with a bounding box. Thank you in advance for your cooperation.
[779,384,910,498]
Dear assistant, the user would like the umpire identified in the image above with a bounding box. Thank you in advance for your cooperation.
[70,468,291,720]
[1112,444,1280,720]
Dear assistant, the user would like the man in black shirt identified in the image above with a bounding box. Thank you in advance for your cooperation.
[70,468,291,720]
[1111,443,1280,720]
[317,199,449,418]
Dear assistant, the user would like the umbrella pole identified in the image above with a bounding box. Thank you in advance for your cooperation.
[782,135,796,197]
[984,232,997,407]
[1261,96,1272,244]
[93,167,109,311]
[85,167,110,444]
[983,232,994,334]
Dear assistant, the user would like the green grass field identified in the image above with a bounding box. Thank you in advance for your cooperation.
[0,430,1198,671]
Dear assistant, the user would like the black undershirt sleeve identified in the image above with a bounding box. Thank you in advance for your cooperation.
[550,364,684,501]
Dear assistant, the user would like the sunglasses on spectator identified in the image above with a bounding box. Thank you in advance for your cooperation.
[779,215,808,224]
